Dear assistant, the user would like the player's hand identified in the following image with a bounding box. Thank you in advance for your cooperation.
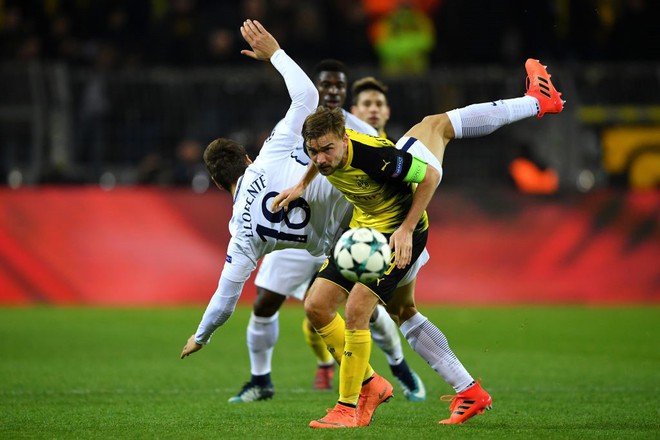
[389,226,413,269]
[240,19,280,61]
[180,334,203,359]
[271,184,304,212]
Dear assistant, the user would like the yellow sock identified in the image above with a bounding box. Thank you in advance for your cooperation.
[339,329,373,406]
[315,313,346,364]
[302,317,333,365]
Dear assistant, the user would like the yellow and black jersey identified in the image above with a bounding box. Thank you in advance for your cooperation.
[379,130,397,144]
[327,128,429,233]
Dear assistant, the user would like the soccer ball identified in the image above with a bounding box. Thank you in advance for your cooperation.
[333,227,392,284]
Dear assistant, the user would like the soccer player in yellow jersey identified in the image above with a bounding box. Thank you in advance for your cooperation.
[277,108,440,428]
[274,59,564,428]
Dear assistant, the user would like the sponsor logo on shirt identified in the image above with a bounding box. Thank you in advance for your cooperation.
[351,193,380,201]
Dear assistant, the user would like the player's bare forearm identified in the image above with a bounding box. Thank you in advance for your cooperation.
[300,164,319,188]
[240,19,280,61]
[271,165,318,211]
[180,334,203,359]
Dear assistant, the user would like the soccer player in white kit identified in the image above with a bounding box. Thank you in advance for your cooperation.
[179,21,428,403]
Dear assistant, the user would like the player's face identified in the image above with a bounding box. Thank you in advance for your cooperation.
[306,132,348,176]
[316,71,347,109]
[351,90,390,134]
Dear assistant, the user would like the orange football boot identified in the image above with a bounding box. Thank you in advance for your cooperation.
[439,381,492,424]
[356,373,394,426]
[525,58,565,118]
[309,403,358,429]
[313,364,334,390]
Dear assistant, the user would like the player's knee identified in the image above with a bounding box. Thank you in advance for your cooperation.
[304,297,329,328]
[423,114,452,138]
[254,288,286,317]
[386,303,417,325]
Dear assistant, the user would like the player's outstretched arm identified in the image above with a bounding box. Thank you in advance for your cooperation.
[271,164,319,211]
[180,266,251,360]
[180,334,203,359]
[240,19,280,61]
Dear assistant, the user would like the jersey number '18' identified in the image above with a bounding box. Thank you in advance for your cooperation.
[255,191,310,243]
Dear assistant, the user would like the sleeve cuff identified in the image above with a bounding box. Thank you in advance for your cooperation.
[270,48,285,63]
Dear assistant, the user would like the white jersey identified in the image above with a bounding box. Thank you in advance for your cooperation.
[224,153,350,284]
[194,50,350,344]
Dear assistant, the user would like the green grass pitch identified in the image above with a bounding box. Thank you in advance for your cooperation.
[1,305,658,439]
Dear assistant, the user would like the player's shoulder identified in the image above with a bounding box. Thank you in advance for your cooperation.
[343,110,378,136]
[256,122,303,163]
[347,128,395,149]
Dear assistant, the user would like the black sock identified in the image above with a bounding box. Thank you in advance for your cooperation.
[337,401,357,409]
[390,360,415,390]
[251,373,272,387]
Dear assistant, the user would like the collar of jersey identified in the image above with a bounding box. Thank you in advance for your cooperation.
[342,138,354,169]
[233,175,244,204]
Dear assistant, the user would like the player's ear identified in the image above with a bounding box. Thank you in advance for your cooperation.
[245,154,253,165]
[211,176,223,190]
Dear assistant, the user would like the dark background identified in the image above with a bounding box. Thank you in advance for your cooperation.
[1,0,659,191]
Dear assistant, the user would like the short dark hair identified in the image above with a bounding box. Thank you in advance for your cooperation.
[203,138,249,192]
[302,107,346,148]
[351,76,388,105]
[313,59,346,79]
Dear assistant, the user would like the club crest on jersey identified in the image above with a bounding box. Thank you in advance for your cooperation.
[226,255,232,263]
[356,176,370,189]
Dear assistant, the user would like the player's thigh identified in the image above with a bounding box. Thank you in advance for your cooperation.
[255,249,325,300]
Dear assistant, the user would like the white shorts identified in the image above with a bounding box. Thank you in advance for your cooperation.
[398,246,429,287]
[254,248,326,300]
[256,245,429,300]
[396,136,443,187]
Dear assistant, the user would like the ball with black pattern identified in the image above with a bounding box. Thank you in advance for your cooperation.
[333,227,392,284]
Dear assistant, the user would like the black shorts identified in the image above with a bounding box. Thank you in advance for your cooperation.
[317,228,428,304]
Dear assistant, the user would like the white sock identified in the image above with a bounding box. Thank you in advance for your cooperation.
[446,96,538,139]
[400,312,474,392]
[369,304,404,365]
[246,312,279,376]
